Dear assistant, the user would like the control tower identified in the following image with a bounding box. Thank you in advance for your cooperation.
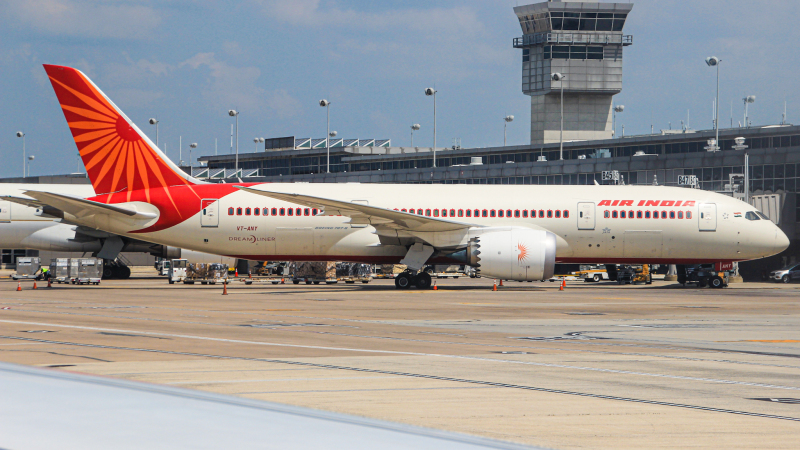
[514,1,633,144]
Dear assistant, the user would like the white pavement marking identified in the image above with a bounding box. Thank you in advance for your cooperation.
[1,318,799,392]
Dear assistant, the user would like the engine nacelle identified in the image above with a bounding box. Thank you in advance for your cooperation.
[468,227,556,281]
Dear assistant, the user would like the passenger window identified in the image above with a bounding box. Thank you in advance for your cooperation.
[474,209,480,217]
[506,210,512,217]
[279,208,285,216]
[547,210,553,218]
[296,208,301,216]
[458,209,464,217]
[490,210,496,217]
[465,210,471,217]
[629,210,634,219]
[425,209,431,217]
[401,208,407,212]
[236,207,242,216]
[254,208,260,216]
[418,209,423,215]
[678,211,684,219]
[312,208,318,215]
[645,211,651,219]
[228,207,234,215]
[604,210,610,218]
[272,208,278,216]
[287,208,293,216]
[539,210,545,218]
[637,211,643,219]
[515,210,520,218]
[661,211,667,219]
[245,207,251,216]
[620,211,626,219]
[498,210,504,218]
[303,208,309,216]
[482,210,488,217]
[522,210,528,218]
[612,210,618,219]
[563,210,569,218]
[652,210,658,219]
[686,211,692,219]
[669,211,676,219]
[264,208,269,216]
[434,209,440,217]
[451,209,456,217]
[555,210,561,218]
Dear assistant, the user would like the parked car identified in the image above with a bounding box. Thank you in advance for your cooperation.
[770,263,800,283]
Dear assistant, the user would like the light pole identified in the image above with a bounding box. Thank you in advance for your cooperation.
[228,110,239,174]
[613,104,625,138]
[148,118,159,148]
[705,56,721,150]
[189,143,197,170]
[15,131,25,177]
[253,137,264,152]
[551,73,565,160]
[319,100,331,173]
[410,124,420,147]
[27,155,34,177]
[743,96,756,128]
[503,115,514,146]
[424,88,437,167]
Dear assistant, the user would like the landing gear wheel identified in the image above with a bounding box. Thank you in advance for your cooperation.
[414,272,432,290]
[119,266,131,279]
[395,273,413,289]
[103,266,115,279]
[710,276,724,289]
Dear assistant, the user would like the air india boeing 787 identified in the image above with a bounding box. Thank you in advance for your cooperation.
[2,65,788,289]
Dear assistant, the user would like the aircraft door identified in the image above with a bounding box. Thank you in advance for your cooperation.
[698,203,717,231]
[0,201,10,222]
[201,199,219,227]
[577,202,595,230]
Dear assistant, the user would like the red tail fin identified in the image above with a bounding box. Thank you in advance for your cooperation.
[43,64,198,197]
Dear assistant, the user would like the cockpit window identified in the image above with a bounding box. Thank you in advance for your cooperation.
[755,212,770,220]
[745,211,760,221]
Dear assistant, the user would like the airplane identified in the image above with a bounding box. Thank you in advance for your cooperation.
[3,64,789,289]
[0,183,235,277]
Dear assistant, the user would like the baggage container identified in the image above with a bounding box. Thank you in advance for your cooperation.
[12,257,41,280]
[74,258,103,285]
[49,258,71,283]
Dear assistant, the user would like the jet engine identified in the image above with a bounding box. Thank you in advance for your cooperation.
[464,227,556,281]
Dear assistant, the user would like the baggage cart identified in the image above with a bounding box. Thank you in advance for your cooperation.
[49,258,71,283]
[12,257,41,280]
[74,258,103,285]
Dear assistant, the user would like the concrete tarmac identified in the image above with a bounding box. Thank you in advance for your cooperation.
[1,274,799,449]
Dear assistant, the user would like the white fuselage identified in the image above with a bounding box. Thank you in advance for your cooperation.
[107,183,788,265]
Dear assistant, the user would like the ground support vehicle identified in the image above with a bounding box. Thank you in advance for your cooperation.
[73,258,102,285]
[292,262,337,285]
[769,263,800,283]
[168,259,188,284]
[678,264,729,288]
[616,265,652,285]
[49,258,71,283]
[183,263,229,285]
[337,263,372,284]
[581,270,610,282]
[423,264,463,279]
[12,257,42,281]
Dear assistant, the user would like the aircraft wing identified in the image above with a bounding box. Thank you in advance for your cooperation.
[0,195,49,209]
[236,186,478,232]
[21,190,158,221]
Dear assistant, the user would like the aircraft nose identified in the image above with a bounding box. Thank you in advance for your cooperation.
[775,227,790,253]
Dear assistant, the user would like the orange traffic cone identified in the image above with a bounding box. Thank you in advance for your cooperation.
[492,280,497,291]
[222,281,228,295]
[32,281,37,290]
[16,282,22,291]
[235,269,238,278]
[559,278,565,291]
[47,278,52,288]
[499,279,504,287]
[280,278,285,285]
[433,281,438,291]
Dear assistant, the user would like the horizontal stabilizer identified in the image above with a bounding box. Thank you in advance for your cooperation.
[22,190,158,221]
[235,186,475,233]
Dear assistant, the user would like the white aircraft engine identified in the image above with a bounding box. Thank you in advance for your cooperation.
[467,227,556,281]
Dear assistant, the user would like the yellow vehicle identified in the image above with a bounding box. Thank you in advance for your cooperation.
[617,265,652,285]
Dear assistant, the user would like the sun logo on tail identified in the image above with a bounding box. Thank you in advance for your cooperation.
[517,242,529,262]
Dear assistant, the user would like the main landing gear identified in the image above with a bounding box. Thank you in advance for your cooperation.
[394,271,432,290]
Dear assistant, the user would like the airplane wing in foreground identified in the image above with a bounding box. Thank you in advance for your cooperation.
[3,190,158,222]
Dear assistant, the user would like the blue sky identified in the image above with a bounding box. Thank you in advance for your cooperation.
[1,0,798,178]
